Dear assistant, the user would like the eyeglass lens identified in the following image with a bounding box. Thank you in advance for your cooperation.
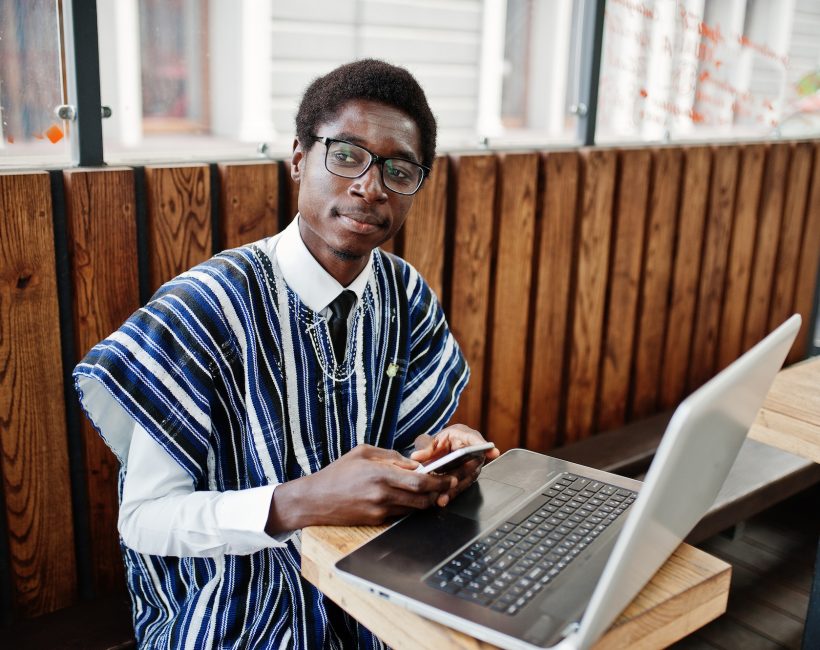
[324,140,423,194]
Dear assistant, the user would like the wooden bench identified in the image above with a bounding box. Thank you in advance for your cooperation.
[1,595,134,650]
[551,407,820,545]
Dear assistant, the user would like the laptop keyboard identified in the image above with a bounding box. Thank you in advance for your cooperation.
[425,472,637,616]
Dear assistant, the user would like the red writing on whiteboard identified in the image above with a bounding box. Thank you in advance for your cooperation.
[737,35,788,67]
[611,0,654,19]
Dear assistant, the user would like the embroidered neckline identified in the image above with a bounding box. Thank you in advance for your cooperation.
[250,242,375,382]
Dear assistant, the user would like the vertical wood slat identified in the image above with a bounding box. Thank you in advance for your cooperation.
[403,157,449,302]
[218,162,280,250]
[789,141,820,364]
[687,146,739,392]
[485,153,538,451]
[565,150,616,442]
[64,168,139,595]
[378,233,397,255]
[743,143,790,351]
[525,152,579,452]
[660,147,711,409]
[0,173,78,617]
[768,142,814,331]
[597,150,651,431]
[630,148,683,420]
[144,165,212,292]
[448,155,497,431]
[716,144,766,371]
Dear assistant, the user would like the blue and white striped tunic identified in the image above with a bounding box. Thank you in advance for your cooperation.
[74,238,469,648]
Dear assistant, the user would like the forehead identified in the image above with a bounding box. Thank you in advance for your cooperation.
[317,99,422,161]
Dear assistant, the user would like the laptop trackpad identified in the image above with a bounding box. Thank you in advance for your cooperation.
[448,478,523,522]
[375,479,523,574]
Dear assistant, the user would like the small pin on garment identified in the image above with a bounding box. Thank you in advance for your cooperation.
[386,363,399,378]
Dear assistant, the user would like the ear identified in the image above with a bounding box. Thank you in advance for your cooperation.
[291,138,304,183]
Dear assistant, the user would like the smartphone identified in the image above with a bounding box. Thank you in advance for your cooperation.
[414,442,495,474]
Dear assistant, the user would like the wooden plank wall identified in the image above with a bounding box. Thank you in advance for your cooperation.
[0,140,818,624]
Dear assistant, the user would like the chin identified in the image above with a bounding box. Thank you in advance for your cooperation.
[332,231,389,259]
[331,247,364,262]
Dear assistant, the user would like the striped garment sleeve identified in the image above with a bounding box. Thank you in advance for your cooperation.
[73,270,233,485]
[394,262,469,449]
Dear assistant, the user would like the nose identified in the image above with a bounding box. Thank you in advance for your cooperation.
[350,163,388,203]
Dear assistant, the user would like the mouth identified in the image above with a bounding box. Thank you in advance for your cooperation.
[332,208,387,234]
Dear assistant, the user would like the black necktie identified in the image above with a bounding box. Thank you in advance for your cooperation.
[327,290,357,362]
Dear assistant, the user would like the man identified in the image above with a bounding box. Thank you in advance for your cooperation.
[74,59,498,648]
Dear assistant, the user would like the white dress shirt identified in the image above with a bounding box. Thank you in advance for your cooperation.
[118,215,373,556]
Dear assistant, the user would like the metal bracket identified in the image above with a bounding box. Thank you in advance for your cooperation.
[55,104,111,120]
[55,104,77,121]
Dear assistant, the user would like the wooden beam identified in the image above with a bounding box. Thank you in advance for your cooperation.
[0,172,78,617]
[64,167,139,595]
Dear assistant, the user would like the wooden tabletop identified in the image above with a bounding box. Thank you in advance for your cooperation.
[750,356,820,464]
[301,525,731,650]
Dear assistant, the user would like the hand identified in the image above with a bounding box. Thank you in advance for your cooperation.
[410,424,500,507]
[265,444,456,533]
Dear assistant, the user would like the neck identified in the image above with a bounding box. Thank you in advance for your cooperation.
[324,253,369,287]
[297,219,369,286]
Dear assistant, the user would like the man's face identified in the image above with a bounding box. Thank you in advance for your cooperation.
[291,99,423,283]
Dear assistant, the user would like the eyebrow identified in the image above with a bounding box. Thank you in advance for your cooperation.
[331,132,421,164]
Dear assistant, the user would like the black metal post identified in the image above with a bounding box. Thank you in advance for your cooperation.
[61,0,104,166]
[809,261,820,358]
[803,536,820,650]
[576,0,607,146]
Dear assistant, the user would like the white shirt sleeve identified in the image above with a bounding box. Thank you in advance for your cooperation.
[119,422,295,557]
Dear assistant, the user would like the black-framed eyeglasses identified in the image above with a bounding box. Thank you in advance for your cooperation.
[311,135,429,195]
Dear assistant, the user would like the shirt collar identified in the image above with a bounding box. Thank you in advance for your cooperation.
[274,214,373,313]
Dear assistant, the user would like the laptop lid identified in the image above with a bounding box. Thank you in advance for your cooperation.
[569,313,801,649]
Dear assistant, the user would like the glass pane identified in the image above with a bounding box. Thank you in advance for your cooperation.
[0,0,71,167]
[99,0,583,164]
[597,0,820,143]
[495,0,580,146]
[98,0,235,162]
[264,0,581,152]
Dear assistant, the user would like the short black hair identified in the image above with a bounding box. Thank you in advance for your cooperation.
[295,59,437,169]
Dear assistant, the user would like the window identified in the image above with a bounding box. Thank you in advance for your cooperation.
[596,0,820,143]
[494,0,581,146]
[97,0,237,162]
[97,0,584,163]
[0,0,71,166]
[2,0,818,167]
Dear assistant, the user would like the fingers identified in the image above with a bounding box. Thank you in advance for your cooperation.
[436,457,483,507]
[360,453,454,499]
[438,423,482,445]
[417,425,495,458]
[410,434,447,460]
[385,465,456,495]
[361,468,456,522]
[356,444,420,470]
[340,441,491,518]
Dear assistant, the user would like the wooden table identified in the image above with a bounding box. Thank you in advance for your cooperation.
[749,357,820,464]
[302,526,731,649]
[301,358,820,649]
[748,356,820,650]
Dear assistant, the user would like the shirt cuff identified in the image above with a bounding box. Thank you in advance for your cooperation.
[214,484,294,549]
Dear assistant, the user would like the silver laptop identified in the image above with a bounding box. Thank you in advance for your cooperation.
[335,314,801,649]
